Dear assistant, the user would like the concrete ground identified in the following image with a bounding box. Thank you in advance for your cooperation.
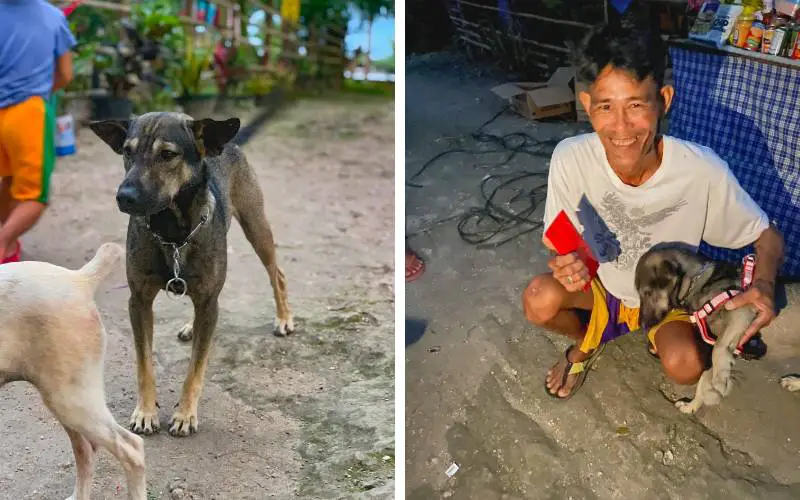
[0,95,394,499]
[405,51,800,500]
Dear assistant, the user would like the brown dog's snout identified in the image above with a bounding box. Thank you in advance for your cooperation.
[116,181,146,215]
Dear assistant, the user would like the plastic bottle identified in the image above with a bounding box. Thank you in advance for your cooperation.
[731,7,757,46]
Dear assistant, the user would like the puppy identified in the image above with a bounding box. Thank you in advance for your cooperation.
[635,246,757,414]
[89,112,293,437]
[0,243,146,500]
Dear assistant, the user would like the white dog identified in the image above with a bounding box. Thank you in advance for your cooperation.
[781,375,800,391]
[0,243,146,500]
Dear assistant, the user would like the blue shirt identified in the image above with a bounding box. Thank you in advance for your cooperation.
[0,0,77,108]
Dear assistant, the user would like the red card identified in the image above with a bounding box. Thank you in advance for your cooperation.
[544,211,599,291]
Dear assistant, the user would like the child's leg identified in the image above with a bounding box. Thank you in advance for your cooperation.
[0,96,53,259]
[0,177,14,222]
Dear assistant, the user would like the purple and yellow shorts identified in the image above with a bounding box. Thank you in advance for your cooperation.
[578,278,693,354]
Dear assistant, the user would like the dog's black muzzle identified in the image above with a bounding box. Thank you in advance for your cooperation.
[116,181,148,215]
[116,180,166,216]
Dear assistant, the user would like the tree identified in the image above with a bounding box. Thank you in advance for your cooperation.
[352,0,393,74]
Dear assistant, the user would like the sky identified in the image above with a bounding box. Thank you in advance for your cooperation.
[247,4,395,62]
[344,6,395,61]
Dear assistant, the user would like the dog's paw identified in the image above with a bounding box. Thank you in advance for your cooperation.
[129,406,160,435]
[675,399,700,415]
[780,375,800,392]
[273,315,295,337]
[168,409,198,437]
[712,372,734,397]
[177,322,193,342]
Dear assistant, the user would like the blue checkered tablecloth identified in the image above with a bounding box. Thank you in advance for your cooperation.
[669,45,800,278]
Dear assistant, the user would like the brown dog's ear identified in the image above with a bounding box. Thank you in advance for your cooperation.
[190,118,240,157]
[678,262,714,301]
[89,120,130,154]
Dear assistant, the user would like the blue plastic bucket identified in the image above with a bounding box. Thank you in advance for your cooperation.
[55,113,76,156]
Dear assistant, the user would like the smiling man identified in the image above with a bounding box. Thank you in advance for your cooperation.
[522,26,785,399]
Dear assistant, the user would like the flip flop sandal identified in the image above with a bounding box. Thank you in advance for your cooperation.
[544,343,606,400]
[405,250,425,283]
[1,240,21,264]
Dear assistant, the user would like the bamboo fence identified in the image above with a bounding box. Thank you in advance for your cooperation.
[444,0,607,78]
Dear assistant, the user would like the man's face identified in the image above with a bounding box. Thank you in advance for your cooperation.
[579,65,674,175]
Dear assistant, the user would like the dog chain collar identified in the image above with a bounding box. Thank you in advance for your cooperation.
[149,210,209,299]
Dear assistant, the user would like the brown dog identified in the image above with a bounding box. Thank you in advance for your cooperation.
[89,112,294,437]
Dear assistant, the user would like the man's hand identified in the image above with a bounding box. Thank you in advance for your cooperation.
[548,252,590,293]
[725,278,776,348]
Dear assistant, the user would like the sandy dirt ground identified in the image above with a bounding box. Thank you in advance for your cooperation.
[0,95,395,499]
[405,51,800,499]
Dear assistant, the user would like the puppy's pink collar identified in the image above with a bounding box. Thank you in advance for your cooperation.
[689,254,756,356]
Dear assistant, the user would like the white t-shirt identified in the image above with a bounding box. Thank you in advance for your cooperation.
[542,132,769,308]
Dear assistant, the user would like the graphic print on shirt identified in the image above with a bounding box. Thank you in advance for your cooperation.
[576,194,621,264]
[593,192,688,270]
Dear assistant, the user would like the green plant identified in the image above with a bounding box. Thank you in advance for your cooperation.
[176,38,216,96]
[131,0,182,41]
[132,87,179,113]
[244,74,275,95]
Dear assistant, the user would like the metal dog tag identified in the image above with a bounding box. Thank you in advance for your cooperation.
[166,277,187,299]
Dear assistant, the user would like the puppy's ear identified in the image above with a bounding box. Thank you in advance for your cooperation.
[89,120,130,154]
[678,262,715,301]
[190,118,240,157]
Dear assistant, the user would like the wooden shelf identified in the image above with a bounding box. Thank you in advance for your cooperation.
[668,38,800,70]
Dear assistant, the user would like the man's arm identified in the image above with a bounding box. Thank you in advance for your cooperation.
[726,223,785,344]
[752,224,785,287]
[52,51,73,91]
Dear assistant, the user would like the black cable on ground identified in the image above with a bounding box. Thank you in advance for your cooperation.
[407,106,574,248]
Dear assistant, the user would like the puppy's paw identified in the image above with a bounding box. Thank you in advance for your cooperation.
[177,322,193,342]
[274,315,295,337]
[675,399,700,415]
[168,409,198,437]
[130,405,160,435]
[712,371,734,397]
[780,375,800,392]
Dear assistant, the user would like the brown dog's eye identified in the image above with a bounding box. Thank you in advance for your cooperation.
[160,150,179,161]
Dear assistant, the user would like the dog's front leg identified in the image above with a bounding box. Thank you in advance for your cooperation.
[710,344,736,398]
[711,311,753,397]
[129,284,161,435]
[675,370,714,414]
[169,293,219,437]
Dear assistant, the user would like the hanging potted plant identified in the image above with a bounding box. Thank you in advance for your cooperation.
[91,1,182,120]
[175,36,217,117]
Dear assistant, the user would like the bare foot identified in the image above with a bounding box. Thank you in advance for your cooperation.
[545,347,590,398]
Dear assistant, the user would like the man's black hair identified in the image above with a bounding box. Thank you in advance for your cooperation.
[570,24,668,88]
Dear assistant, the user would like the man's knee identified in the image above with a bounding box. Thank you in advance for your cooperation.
[657,325,705,385]
[522,273,563,326]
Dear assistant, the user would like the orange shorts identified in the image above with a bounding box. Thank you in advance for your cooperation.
[0,95,57,204]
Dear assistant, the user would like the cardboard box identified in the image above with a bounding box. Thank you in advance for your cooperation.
[490,67,577,120]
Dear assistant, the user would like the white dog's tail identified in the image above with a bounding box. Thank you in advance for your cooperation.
[77,242,125,291]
